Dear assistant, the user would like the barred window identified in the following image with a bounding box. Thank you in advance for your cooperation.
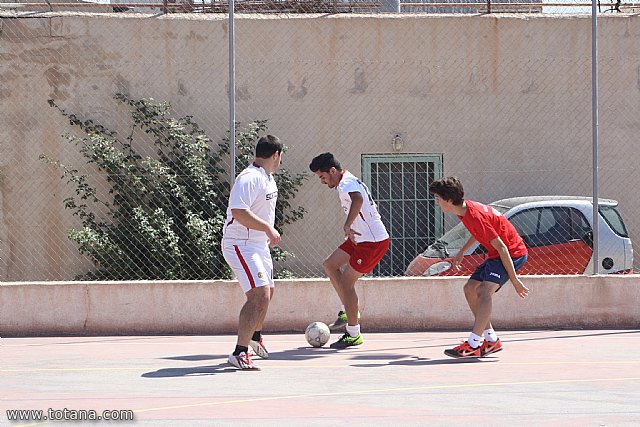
[362,154,443,276]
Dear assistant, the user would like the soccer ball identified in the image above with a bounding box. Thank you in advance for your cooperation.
[305,321,330,347]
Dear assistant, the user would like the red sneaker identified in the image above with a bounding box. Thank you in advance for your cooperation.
[444,341,482,358]
[481,339,503,356]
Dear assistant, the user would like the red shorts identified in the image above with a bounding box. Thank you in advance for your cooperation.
[339,238,390,274]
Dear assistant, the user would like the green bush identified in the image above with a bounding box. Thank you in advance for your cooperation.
[41,94,306,280]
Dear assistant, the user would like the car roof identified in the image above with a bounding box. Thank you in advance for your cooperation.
[491,196,618,209]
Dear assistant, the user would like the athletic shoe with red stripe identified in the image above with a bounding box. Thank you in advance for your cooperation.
[444,341,482,358]
[250,338,269,359]
[480,338,503,356]
[228,352,260,370]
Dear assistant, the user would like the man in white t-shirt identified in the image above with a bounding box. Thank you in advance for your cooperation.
[309,152,390,349]
[222,135,282,370]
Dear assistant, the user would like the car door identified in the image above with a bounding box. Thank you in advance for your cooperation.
[507,206,592,274]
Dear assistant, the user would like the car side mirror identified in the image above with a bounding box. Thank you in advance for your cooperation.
[582,230,593,248]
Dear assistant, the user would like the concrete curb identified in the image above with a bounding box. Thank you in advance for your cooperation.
[1,275,639,336]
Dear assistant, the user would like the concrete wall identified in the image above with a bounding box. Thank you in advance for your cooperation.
[1,276,639,336]
[2,13,640,281]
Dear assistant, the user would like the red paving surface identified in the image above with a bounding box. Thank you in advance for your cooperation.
[2,330,640,426]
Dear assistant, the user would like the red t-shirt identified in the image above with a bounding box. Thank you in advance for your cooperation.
[459,200,528,259]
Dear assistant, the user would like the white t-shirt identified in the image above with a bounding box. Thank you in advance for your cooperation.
[337,170,389,243]
[222,163,278,245]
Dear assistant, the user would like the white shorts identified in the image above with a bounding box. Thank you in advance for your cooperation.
[222,240,274,293]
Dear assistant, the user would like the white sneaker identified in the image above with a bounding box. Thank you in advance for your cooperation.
[250,338,269,359]
[228,352,260,370]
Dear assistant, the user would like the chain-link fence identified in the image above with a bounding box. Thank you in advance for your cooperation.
[1,5,639,281]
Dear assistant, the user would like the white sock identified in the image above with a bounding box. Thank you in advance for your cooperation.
[468,332,484,349]
[346,324,361,338]
[340,305,345,312]
[484,328,498,342]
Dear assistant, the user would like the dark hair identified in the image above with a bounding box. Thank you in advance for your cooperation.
[428,176,465,205]
[255,135,283,159]
[309,152,342,173]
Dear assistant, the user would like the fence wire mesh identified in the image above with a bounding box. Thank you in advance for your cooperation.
[1,6,639,281]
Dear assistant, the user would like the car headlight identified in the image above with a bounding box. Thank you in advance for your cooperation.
[423,261,452,276]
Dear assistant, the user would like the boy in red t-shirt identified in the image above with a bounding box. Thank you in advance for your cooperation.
[429,177,530,358]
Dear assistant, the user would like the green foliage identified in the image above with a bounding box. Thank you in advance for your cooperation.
[42,95,306,280]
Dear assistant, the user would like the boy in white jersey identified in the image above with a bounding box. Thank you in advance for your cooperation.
[309,152,390,349]
[222,135,282,370]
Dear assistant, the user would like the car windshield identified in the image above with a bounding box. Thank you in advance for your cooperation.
[599,205,629,238]
[422,204,509,257]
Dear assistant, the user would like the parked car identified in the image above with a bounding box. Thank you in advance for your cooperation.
[405,196,633,276]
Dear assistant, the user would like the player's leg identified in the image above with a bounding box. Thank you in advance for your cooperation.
[233,285,270,369]
[464,279,495,330]
[463,278,481,314]
[445,262,495,358]
[474,280,503,357]
[250,252,274,359]
[323,247,351,329]
[447,258,512,358]
[470,280,500,356]
[338,264,362,329]
[322,247,350,304]
[237,286,271,349]
[250,287,274,359]
[328,239,390,349]
[330,264,364,349]
[446,280,499,358]
[252,286,273,335]
[472,280,500,337]
[223,244,271,370]
[465,261,495,322]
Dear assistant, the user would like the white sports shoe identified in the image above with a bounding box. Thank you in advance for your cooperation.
[250,338,269,359]
[228,352,260,370]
